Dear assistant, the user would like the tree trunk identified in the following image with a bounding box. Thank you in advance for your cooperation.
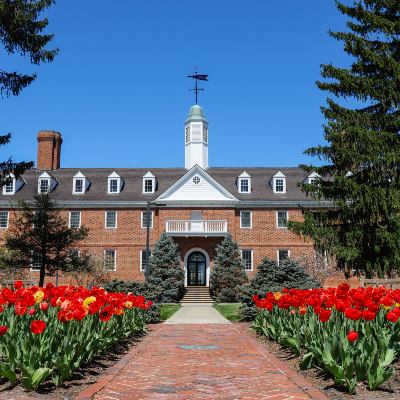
[39,264,46,287]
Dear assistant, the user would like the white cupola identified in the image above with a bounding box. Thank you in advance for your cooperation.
[184,104,208,170]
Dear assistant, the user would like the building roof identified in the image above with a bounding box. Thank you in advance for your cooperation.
[0,167,326,207]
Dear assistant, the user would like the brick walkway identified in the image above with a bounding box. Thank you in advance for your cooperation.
[79,324,328,400]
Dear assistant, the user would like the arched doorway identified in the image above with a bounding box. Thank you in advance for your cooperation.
[186,251,207,286]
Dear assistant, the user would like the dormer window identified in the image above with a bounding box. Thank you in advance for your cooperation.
[142,171,156,194]
[73,171,89,195]
[38,172,56,194]
[237,171,251,193]
[272,171,286,194]
[3,174,15,195]
[306,172,320,185]
[108,171,122,194]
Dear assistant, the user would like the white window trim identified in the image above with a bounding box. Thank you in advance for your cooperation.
[73,178,85,194]
[69,211,81,228]
[238,177,251,193]
[2,177,15,195]
[141,211,154,229]
[38,178,51,194]
[276,210,289,229]
[108,178,121,194]
[0,211,9,229]
[142,178,155,194]
[104,211,117,229]
[273,177,286,194]
[104,249,117,271]
[30,251,41,272]
[241,249,253,272]
[140,249,152,272]
[240,210,252,229]
[277,249,291,265]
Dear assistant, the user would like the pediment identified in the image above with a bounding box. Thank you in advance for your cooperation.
[156,165,238,204]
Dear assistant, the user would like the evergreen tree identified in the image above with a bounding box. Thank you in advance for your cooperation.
[0,0,57,184]
[146,233,184,303]
[289,1,400,277]
[2,194,88,286]
[210,234,248,303]
[240,258,321,320]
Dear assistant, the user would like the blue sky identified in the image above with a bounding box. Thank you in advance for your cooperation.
[2,0,350,169]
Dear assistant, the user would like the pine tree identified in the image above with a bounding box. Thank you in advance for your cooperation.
[2,194,88,286]
[289,1,400,277]
[210,234,248,303]
[0,0,57,184]
[146,233,184,303]
[240,258,321,320]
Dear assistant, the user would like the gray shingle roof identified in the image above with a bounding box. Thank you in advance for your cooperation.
[0,167,317,205]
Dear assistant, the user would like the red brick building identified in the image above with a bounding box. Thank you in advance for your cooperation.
[0,105,330,286]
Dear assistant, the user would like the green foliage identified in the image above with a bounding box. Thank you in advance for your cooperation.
[2,194,89,286]
[241,258,321,320]
[289,1,400,277]
[103,280,160,323]
[146,233,184,303]
[159,304,181,321]
[210,235,248,303]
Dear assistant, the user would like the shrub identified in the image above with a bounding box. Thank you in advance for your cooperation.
[240,257,321,320]
[210,235,248,303]
[146,233,184,303]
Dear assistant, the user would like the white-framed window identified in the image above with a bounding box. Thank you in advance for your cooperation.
[69,211,81,228]
[140,249,152,271]
[108,171,122,194]
[3,176,15,195]
[39,178,50,193]
[74,178,84,193]
[240,211,252,228]
[241,249,253,271]
[272,171,286,194]
[141,211,153,229]
[277,249,290,265]
[104,249,116,271]
[105,211,117,228]
[276,211,288,229]
[0,211,8,229]
[238,171,251,193]
[306,172,320,185]
[30,251,41,271]
[142,171,156,194]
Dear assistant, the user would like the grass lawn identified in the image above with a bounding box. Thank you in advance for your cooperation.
[159,304,181,321]
[213,303,242,321]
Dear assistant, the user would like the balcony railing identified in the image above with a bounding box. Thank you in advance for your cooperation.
[165,220,228,236]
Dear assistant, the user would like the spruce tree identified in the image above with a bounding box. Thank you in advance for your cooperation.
[146,233,184,303]
[210,234,248,303]
[0,0,57,184]
[240,258,321,320]
[289,1,400,277]
[3,194,88,286]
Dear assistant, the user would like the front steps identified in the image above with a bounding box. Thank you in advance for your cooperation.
[180,286,213,304]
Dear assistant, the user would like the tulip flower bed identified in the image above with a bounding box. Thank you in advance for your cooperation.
[253,283,400,394]
[0,281,151,390]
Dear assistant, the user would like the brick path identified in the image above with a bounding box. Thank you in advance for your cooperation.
[79,324,329,400]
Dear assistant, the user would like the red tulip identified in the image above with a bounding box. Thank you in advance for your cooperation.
[0,326,8,336]
[347,331,358,342]
[30,320,46,335]
[99,305,113,322]
[386,311,399,323]
[344,307,362,321]
[28,308,36,316]
[14,280,23,290]
[362,310,376,321]
[319,309,332,323]
[39,302,49,312]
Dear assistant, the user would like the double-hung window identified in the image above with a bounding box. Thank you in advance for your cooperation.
[0,211,8,228]
[31,252,42,271]
[69,211,81,228]
[241,249,253,271]
[140,249,151,271]
[277,249,290,265]
[240,211,252,228]
[105,211,117,228]
[109,179,119,193]
[144,179,153,193]
[141,211,153,229]
[276,211,288,228]
[39,178,50,193]
[74,179,84,193]
[104,249,116,271]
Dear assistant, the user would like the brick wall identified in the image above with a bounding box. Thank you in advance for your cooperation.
[0,206,315,286]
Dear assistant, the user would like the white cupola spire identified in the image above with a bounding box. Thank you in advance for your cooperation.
[184,104,208,170]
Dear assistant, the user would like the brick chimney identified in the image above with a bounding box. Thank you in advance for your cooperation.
[37,130,63,170]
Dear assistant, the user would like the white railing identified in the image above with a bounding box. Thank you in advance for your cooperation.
[166,220,228,235]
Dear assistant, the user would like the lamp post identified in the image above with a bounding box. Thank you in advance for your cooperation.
[144,200,166,282]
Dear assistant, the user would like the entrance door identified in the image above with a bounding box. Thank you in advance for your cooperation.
[187,251,206,286]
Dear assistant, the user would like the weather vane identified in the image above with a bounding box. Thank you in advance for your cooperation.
[187,67,208,104]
